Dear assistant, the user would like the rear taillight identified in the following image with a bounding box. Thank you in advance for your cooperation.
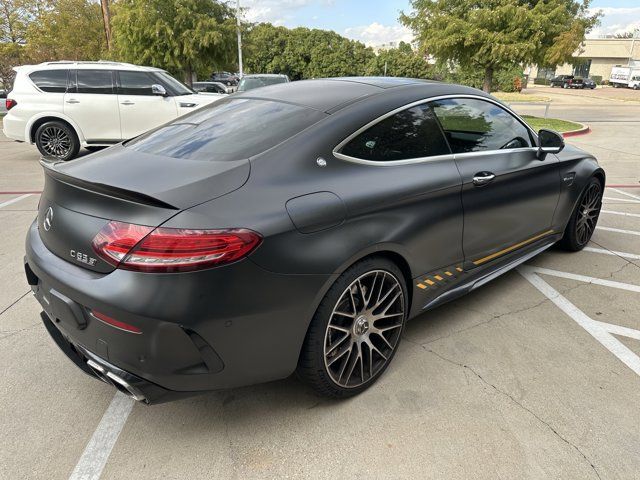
[91,310,142,334]
[92,221,262,273]
[5,98,16,110]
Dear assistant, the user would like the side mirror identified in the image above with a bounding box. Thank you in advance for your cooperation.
[537,129,565,159]
[151,84,167,96]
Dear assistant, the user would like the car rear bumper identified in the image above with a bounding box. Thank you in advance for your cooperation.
[25,220,333,403]
[2,113,26,142]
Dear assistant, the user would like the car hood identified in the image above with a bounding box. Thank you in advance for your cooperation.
[53,143,250,210]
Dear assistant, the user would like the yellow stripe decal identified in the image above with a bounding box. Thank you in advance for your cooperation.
[456,267,463,272]
[444,271,453,276]
[434,275,444,281]
[417,283,427,289]
[473,230,555,266]
[425,279,435,286]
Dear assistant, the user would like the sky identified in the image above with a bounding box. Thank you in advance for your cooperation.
[241,0,640,47]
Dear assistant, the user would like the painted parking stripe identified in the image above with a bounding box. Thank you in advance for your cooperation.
[518,265,640,293]
[68,392,135,480]
[583,247,640,261]
[602,196,640,204]
[0,193,32,209]
[518,268,640,377]
[596,226,640,237]
[601,209,640,219]
[609,188,640,201]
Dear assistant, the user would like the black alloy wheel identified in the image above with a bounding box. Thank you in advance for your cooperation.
[35,121,80,161]
[559,178,602,251]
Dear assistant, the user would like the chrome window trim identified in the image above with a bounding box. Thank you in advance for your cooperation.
[332,94,539,167]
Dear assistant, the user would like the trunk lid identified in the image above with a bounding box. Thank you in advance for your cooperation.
[38,146,250,273]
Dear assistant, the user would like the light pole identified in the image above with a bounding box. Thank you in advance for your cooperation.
[236,0,243,77]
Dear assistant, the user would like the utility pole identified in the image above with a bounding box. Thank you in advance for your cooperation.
[236,0,243,76]
[100,0,112,51]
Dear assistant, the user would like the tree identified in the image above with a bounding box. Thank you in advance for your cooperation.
[0,0,28,43]
[401,0,600,92]
[111,0,237,83]
[0,41,21,87]
[23,0,105,63]
[365,41,432,78]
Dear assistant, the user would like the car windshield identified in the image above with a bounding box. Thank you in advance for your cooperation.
[156,71,194,95]
[125,98,325,161]
[238,77,287,92]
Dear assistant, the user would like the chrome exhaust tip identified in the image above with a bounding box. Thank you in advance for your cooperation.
[86,358,147,403]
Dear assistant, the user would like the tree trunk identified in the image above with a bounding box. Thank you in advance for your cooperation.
[482,66,494,93]
[100,0,112,51]
[184,64,193,87]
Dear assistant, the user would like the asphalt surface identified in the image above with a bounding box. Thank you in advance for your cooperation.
[1,91,639,479]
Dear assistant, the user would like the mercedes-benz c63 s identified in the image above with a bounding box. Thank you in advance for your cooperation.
[25,77,605,403]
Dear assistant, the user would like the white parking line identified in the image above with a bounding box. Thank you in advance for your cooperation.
[583,246,640,261]
[609,188,640,201]
[0,193,32,209]
[601,209,640,219]
[596,226,640,237]
[518,265,640,293]
[68,392,134,480]
[602,196,640,204]
[518,268,640,377]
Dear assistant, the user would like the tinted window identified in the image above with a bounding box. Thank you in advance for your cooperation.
[155,71,193,95]
[29,70,68,93]
[118,71,154,95]
[76,70,113,94]
[126,98,325,161]
[340,104,451,162]
[430,98,532,153]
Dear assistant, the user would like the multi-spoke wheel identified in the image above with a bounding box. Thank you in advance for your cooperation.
[298,257,407,397]
[559,177,603,251]
[35,120,80,161]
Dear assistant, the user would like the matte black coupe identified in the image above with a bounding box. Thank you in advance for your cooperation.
[25,77,604,403]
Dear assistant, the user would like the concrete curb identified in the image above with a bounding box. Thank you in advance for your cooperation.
[562,123,590,138]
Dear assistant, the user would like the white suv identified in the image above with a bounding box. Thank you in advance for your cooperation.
[3,61,225,160]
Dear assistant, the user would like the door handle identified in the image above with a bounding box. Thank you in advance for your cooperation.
[179,102,197,108]
[120,100,135,106]
[472,172,496,186]
[65,99,80,104]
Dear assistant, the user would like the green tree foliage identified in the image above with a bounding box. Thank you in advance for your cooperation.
[401,0,600,92]
[111,0,237,83]
[245,23,375,80]
[24,0,105,63]
[364,41,432,78]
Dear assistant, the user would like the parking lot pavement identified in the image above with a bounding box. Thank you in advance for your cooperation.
[1,115,639,479]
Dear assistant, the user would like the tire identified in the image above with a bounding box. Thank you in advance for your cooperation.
[558,177,603,251]
[35,120,79,161]
[297,257,408,398]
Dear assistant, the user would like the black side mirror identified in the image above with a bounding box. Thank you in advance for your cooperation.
[537,129,565,159]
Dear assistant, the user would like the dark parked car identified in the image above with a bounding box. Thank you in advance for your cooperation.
[550,75,582,88]
[25,77,604,404]
[0,89,6,98]
[237,74,290,92]
[210,71,238,86]
[582,77,597,89]
[192,81,229,94]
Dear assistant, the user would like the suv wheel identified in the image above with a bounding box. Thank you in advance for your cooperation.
[35,121,80,161]
[297,257,407,398]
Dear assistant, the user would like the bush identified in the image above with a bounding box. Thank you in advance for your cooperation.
[533,77,551,85]
[590,75,602,85]
[440,65,525,92]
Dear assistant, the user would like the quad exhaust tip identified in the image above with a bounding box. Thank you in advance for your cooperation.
[86,358,147,402]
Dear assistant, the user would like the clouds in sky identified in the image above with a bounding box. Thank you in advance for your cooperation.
[343,22,413,46]
[588,7,640,37]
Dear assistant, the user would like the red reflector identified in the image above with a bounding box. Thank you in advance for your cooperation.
[91,310,142,334]
[5,98,17,110]
[92,221,262,273]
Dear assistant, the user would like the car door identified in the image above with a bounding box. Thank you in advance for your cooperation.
[64,69,121,143]
[116,70,178,139]
[430,97,561,268]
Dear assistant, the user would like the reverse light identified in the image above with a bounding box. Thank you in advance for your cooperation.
[92,221,262,273]
[5,98,16,110]
[91,310,142,334]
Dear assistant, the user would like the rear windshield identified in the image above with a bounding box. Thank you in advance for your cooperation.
[125,98,324,161]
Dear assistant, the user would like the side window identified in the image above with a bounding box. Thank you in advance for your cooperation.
[29,70,68,93]
[75,70,114,94]
[340,104,451,162]
[118,71,155,95]
[430,98,532,153]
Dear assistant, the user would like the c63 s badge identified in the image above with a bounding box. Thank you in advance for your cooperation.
[70,250,97,266]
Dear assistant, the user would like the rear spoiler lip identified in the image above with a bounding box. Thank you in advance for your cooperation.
[40,159,179,211]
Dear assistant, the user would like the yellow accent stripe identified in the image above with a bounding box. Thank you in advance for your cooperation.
[456,267,463,272]
[434,275,444,281]
[473,230,555,266]
[425,279,435,286]
[444,271,453,276]
[417,283,427,289]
